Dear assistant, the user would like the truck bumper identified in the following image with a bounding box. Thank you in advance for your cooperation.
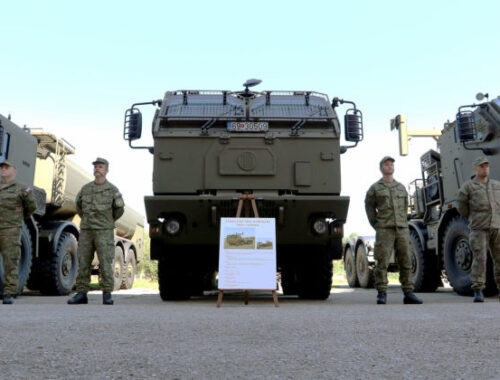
[145,192,349,246]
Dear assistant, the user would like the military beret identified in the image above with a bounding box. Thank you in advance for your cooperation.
[92,157,109,167]
[473,156,489,167]
[379,156,395,166]
[0,159,16,169]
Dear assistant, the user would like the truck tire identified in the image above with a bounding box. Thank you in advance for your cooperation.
[281,265,299,295]
[344,246,359,288]
[39,232,78,295]
[158,255,191,300]
[0,224,33,297]
[442,216,473,295]
[297,246,332,300]
[121,249,136,290]
[356,243,374,288]
[410,230,439,292]
[113,246,125,291]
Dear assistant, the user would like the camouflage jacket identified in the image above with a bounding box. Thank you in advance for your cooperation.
[365,178,408,229]
[457,178,500,230]
[76,180,125,230]
[0,180,37,229]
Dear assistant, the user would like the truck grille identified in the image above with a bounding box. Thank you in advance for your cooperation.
[218,200,278,218]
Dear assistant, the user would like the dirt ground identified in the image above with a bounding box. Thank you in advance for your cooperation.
[1,286,499,379]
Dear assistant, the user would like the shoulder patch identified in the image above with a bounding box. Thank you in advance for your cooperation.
[25,188,32,194]
[114,192,122,197]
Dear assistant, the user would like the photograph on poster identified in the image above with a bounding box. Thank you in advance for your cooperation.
[223,227,256,249]
[256,238,273,250]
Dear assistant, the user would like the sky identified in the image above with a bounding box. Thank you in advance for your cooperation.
[1,0,499,236]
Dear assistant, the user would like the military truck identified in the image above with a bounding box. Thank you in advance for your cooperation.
[123,79,363,300]
[0,114,144,295]
[344,94,500,295]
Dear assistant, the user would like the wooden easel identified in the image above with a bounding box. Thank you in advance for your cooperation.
[216,194,279,308]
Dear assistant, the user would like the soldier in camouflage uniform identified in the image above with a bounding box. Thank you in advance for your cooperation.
[365,156,423,305]
[68,158,125,305]
[457,156,500,303]
[0,160,37,304]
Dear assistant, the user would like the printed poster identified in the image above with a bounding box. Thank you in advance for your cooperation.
[218,218,277,290]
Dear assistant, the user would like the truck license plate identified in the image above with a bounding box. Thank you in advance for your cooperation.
[227,122,269,132]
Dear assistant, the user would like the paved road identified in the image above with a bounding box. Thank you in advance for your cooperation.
[1,286,499,379]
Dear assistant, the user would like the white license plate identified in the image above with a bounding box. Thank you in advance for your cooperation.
[227,121,269,132]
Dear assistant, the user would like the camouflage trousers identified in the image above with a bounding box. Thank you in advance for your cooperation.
[0,227,21,295]
[374,227,414,293]
[469,229,500,290]
[75,229,115,293]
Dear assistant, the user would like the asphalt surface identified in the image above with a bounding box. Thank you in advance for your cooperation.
[1,286,500,379]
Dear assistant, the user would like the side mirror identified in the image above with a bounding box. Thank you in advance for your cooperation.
[344,109,363,142]
[455,110,476,142]
[124,109,143,141]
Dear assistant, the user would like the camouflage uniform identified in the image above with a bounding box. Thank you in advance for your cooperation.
[0,180,37,294]
[457,177,500,291]
[365,178,414,293]
[74,180,125,293]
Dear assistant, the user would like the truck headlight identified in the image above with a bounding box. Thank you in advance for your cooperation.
[165,219,181,235]
[312,219,328,235]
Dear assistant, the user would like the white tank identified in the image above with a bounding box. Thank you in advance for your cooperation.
[32,132,143,239]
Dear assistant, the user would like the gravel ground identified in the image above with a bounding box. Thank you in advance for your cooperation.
[1,286,499,379]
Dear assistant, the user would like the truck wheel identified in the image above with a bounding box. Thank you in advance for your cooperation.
[356,243,374,288]
[443,216,473,295]
[158,255,191,300]
[0,224,33,297]
[410,230,439,292]
[281,265,299,295]
[344,246,359,288]
[39,232,78,295]
[121,249,136,290]
[26,257,42,291]
[113,246,125,291]
[297,246,332,300]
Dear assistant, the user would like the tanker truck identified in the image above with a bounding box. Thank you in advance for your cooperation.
[123,80,364,300]
[344,94,500,295]
[0,113,144,296]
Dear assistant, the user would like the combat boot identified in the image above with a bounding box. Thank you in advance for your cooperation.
[67,292,88,305]
[2,295,14,305]
[376,291,387,304]
[103,292,114,305]
[403,292,423,304]
[473,289,484,303]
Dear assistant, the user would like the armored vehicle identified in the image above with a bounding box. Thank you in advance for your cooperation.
[226,233,254,247]
[0,114,144,295]
[345,94,500,295]
[124,80,363,300]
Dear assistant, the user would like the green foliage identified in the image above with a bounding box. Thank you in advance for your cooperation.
[136,232,158,281]
[342,232,359,245]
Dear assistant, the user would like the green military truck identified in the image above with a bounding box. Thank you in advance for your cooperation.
[125,80,363,300]
[0,114,144,296]
[346,94,500,296]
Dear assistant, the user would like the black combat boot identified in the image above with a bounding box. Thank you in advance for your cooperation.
[103,292,114,305]
[403,292,423,304]
[67,292,88,305]
[473,289,484,303]
[2,294,14,305]
[376,291,387,304]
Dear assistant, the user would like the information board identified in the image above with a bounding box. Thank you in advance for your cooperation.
[218,217,276,290]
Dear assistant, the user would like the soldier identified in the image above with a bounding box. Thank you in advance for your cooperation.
[68,158,124,305]
[0,160,37,304]
[457,156,500,303]
[365,156,423,305]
